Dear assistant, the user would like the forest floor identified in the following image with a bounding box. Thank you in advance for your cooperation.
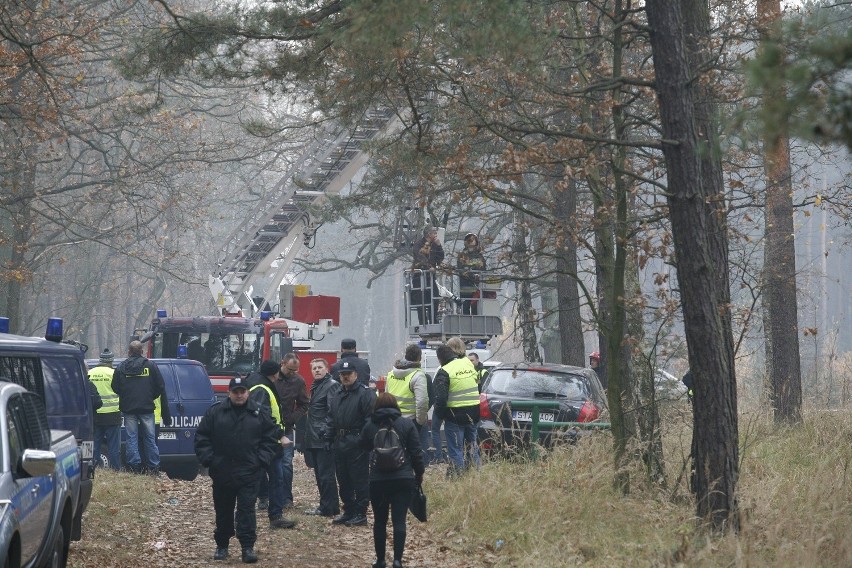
[69,456,496,568]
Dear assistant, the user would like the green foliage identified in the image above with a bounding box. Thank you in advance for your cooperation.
[746,1,852,149]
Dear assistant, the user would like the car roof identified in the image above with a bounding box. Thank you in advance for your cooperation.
[489,362,590,374]
[0,333,87,356]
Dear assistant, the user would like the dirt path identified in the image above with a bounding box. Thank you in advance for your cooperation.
[70,456,496,567]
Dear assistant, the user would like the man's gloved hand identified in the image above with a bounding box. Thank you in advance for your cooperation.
[324,440,334,453]
[415,471,424,486]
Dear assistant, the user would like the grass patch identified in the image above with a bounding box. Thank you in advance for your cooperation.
[423,404,852,566]
[70,470,161,567]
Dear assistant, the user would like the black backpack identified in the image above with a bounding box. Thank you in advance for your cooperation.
[373,419,407,473]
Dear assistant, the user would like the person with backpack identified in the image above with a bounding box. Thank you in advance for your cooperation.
[325,360,376,527]
[360,392,425,568]
[386,343,431,463]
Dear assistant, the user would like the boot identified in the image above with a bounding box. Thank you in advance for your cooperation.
[332,512,354,525]
[241,547,258,564]
[269,516,296,529]
[213,547,228,560]
[372,561,386,568]
[344,513,368,527]
[392,560,404,568]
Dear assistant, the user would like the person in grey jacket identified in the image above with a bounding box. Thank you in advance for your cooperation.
[360,393,425,568]
[302,358,341,517]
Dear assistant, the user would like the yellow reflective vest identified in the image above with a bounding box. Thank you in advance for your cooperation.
[88,366,119,414]
[443,358,480,408]
[250,383,282,426]
[386,369,417,416]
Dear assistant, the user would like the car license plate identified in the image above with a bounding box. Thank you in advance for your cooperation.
[158,431,177,440]
[513,411,556,423]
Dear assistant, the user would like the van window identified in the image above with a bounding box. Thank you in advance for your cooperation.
[175,365,213,400]
[0,356,42,398]
[158,364,178,402]
[40,354,87,418]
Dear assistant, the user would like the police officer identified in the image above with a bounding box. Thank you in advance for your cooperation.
[112,340,169,474]
[331,338,371,387]
[195,376,282,564]
[433,343,481,476]
[247,360,296,529]
[88,348,121,470]
[326,360,376,527]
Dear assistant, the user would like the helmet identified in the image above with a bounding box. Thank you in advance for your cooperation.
[589,351,601,361]
[464,232,478,243]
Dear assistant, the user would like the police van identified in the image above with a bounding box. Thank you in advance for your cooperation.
[86,357,216,480]
[0,317,95,541]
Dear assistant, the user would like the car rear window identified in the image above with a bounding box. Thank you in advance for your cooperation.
[40,354,87,418]
[174,364,213,401]
[485,369,590,400]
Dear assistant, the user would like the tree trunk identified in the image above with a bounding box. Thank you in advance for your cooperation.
[758,0,803,424]
[554,176,584,366]
[513,210,539,361]
[645,0,740,532]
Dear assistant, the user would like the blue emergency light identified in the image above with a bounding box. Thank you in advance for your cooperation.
[0,317,9,334]
[475,340,487,349]
[418,340,427,347]
[45,317,63,342]
[177,344,188,358]
[260,311,272,321]
[156,309,168,318]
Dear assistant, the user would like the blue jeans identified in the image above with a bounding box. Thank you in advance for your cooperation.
[444,419,480,473]
[124,413,159,470]
[265,453,285,520]
[430,415,447,464]
[94,423,121,471]
[281,432,294,506]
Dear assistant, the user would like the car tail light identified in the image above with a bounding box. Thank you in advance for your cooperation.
[479,393,492,420]
[577,400,600,422]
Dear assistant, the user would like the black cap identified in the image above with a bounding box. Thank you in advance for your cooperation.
[341,338,356,350]
[229,377,248,391]
[260,360,280,377]
[339,360,355,373]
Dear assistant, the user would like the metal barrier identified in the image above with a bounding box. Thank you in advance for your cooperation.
[508,400,611,460]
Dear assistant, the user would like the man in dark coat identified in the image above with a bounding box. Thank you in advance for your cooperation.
[276,353,309,508]
[330,338,371,387]
[326,360,376,526]
[410,226,445,324]
[111,340,169,474]
[302,358,341,517]
[195,376,280,563]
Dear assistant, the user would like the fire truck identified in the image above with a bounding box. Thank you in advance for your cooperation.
[142,109,396,395]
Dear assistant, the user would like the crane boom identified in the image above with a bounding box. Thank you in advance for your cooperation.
[210,108,397,314]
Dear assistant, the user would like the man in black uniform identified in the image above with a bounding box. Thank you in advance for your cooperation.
[326,360,376,527]
[195,377,281,564]
[303,358,341,517]
[330,338,371,387]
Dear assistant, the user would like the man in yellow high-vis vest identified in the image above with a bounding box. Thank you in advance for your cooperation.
[433,341,481,476]
[248,360,296,530]
[89,348,121,470]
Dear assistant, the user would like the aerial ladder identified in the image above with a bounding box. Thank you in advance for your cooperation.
[208,107,398,340]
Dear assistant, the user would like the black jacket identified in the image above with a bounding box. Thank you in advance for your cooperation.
[304,373,341,449]
[111,355,166,415]
[194,397,279,486]
[275,372,309,429]
[326,383,375,449]
[331,352,371,387]
[360,407,425,482]
[412,236,445,270]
